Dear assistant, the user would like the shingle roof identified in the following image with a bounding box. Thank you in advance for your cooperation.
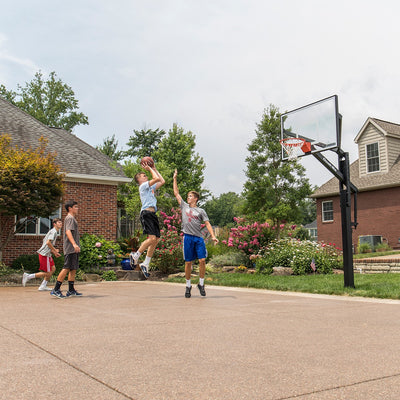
[0,97,130,184]
[311,158,400,198]
[312,116,400,198]
[371,118,400,137]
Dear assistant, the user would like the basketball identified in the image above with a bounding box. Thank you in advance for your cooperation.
[141,156,154,167]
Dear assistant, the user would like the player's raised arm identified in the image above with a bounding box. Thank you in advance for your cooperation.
[173,169,182,205]
[153,165,165,190]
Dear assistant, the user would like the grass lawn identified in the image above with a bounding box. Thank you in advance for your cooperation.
[166,272,400,300]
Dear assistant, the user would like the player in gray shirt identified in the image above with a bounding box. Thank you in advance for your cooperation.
[173,169,218,298]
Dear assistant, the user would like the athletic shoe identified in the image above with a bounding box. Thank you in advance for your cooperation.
[139,263,150,279]
[38,286,52,291]
[66,290,83,297]
[197,284,206,297]
[185,286,192,298]
[129,252,138,268]
[22,273,29,287]
[50,289,65,299]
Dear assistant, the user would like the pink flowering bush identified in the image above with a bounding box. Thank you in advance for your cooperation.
[151,209,184,274]
[220,217,299,265]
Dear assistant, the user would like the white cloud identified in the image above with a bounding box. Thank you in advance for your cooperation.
[1,0,400,195]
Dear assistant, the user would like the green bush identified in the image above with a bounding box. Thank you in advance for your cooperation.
[209,251,249,267]
[256,239,341,275]
[358,243,372,254]
[151,229,184,274]
[102,270,117,281]
[375,242,391,252]
[79,234,121,271]
[255,257,274,275]
[11,253,64,274]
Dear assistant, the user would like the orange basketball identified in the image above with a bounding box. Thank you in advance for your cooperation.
[141,156,154,167]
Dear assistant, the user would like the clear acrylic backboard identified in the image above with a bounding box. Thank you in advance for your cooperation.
[280,95,340,160]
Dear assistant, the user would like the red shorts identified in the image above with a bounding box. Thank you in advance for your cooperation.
[38,254,55,273]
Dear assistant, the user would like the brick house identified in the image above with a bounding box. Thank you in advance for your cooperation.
[311,118,400,251]
[0,97,131,265]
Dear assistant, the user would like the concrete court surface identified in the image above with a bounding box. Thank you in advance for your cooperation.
[1,281,400,400]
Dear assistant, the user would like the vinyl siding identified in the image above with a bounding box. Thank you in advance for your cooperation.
[358,124,387,176]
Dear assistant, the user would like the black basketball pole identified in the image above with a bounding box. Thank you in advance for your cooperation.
[338,151,355,288]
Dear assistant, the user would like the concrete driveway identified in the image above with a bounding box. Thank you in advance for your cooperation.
[1,281,400,400]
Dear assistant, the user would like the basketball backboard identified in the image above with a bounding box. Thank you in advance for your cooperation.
[280,95,340,160]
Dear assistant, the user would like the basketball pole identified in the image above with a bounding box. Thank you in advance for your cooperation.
[312,117,358,288]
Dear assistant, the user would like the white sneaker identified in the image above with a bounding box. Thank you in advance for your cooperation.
[22,273,29,287]
[38,286,52,291]
[129,252,138,267]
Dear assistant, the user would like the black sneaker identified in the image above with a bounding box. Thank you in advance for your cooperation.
[185,286,192,298]
[66,289,83,297]
[197,284,206,296]
[50,289,65,299]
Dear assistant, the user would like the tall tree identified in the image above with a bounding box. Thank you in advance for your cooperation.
[120,123,206,220]
[96,134,124,161]
[0,135,65,260]
[0,71,88,132]
[153,123,206,204]
[124,128,165,160]
[243,105,312,238]
[203,192,244,226]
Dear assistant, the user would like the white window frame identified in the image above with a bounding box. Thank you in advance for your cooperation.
[366,142,380,173]
[15,206,62,236]
[322,200,333,222]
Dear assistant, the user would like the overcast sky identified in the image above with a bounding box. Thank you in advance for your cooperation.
[1,1,400,196]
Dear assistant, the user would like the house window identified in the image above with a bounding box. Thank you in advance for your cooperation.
[322,201,333,222]
[308,228,318,240]
[15,207,62,235]
[366,142,380,173]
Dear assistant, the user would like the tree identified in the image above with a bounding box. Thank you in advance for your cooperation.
[96,134,125,161]
[154,123,206,203]
[203,192,244,226]
[243,105,312,238]
[0,135,65,260]
[124,128,165,160]
[0,71,88,132]
[119,123,206,221]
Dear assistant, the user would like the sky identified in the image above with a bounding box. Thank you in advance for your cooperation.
[1,0,400,196]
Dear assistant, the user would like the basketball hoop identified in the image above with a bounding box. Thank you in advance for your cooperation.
[280,138,311,160]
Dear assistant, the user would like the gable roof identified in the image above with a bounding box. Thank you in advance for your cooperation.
[355,117,400,143]
[312,116,400,198]
[0,97,130,185]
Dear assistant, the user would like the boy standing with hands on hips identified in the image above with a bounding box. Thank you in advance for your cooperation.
[173,169,218,298]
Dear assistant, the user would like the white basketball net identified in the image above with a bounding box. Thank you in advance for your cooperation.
[280,138,305,160]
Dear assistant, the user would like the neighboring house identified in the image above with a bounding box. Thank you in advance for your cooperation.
[304,220,317,241]
[311,118,400,251]
[0,97,131,265]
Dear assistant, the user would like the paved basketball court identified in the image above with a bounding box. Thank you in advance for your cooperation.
[1,281,400,400]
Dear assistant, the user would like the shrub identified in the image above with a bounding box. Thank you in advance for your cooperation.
[11,253,64,274]
[375,242,391,252]
[102,270,117,281]
[209,251,249,267]
[79,234,121,271]
[256,239,341,275]
[151,209,184,274]
[358,242,372,254]
[255,257,274,275]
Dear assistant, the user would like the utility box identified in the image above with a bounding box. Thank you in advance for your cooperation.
[359,235,382,250]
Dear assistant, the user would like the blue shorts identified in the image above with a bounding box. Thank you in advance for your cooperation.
[183,234,207,262]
